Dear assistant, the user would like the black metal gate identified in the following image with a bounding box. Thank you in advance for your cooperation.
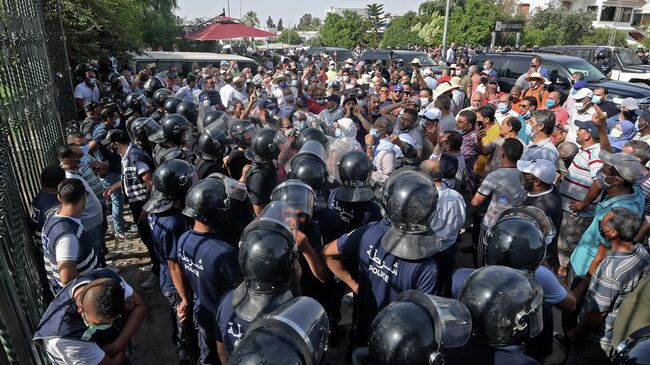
[0,0,66,362]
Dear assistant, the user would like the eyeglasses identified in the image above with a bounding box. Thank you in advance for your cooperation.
[394,90,403,94]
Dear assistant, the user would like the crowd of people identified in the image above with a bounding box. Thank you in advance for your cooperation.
[28,46,650,365]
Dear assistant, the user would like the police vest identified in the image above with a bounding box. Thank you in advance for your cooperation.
[153,144,185,167]
[123,144,154,202]
[195,157,226,180]
[42,215,97,293]
[33,269,124,347]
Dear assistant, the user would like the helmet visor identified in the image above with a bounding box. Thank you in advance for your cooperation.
[207,173,248,202]
[271,180,315,217]
[139,117,162,138]
[254,201,299,236]
[524,276,545,338]
[296,139,327,164]
[136,93,150,108]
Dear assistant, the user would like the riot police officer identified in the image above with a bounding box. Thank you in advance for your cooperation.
[143,160,197,364]
[200,110,229,134]
[353,290,472,365]
[322,168,441,346]
[228,297,329,365]
[124,92,148,118]
[151,88,173,122]
[194,123,229,179]
[176,100,198,126]
[327,150,382,233]
[149,114,191,166]
[164,96,182,115]
[143,75,164,99]
[127,117,160,158]
[244,128,285,215]
[205,173,254,247]
[595,47,612,78]
[178,178,243,365]
[226,120,255,180]
[295,127,329,151]
[446,265,544,365]
[215,201,299,363]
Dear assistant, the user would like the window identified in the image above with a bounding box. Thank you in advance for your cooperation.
[504,59,530,79]
[599,6,634,22]
[561,1,572,10]
[544,63,571,84]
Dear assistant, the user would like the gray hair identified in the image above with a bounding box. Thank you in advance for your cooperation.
[434,94,452,112]
[531,109,556,136]
[606,207,641,242]
[624,140,650,164]
[558,141,579,160]
[468,65,479,74]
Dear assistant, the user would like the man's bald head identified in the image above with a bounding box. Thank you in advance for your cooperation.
[420,159,441,181]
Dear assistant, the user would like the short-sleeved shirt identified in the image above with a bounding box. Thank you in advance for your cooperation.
[638,171,650,215]
[521,137,559,166]
[245,162,278,206]
[73,82,99,104]
[567,107,596,144]
[571,185,645,278]
[559,143,603,217]
[30,192,59,238]
[478,167,527,229]
[430,185,466,251]
[523,186,563,236]
[327,190,382,234]
[148,208,190,293]
[580,244,650,346]
[215,289,252,355]
[612,274,650,347]
[461,131,478,172]
[64,170,103,231]
[474,123,500,178]
[337,219,438,344]
[177,230,242,316]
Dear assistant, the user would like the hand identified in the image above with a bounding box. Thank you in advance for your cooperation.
[354,105,363,116]
[569,200,586,212]
[102,340,126,357]
[103,187,114,200]
[249,92,257,103]
[351,281,359,294]
[592,105,606,129]
[90,160,106,170]
[389,134,401,146]
[476,124,486,139]
[365,133,375,147]
[176,300,189,323]
[230,60,236,67]
[294,230,310,253]
[241,164,251,177]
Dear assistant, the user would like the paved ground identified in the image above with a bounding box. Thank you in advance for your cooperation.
[111,212,568,365]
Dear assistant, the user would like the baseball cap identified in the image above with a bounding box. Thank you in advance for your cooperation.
[574,120,600,139]
[599,150,644,183]
[618,97,639,110]
[570,88,593,100]
[100,129,128,146]
[573,80,588,89]
[419,108,442,121]
[392,84,405,92]
[326,94,341,104]
[220,60,228,66]
[517,159,556,184]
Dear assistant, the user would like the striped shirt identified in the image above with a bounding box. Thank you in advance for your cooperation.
[639,172,650,215]
[580,244,650,346]
[559,143,603,217]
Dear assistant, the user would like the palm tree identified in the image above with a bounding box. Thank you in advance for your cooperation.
[242,11,260,27]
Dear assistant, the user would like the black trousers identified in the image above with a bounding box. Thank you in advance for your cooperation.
[128,200,160,275]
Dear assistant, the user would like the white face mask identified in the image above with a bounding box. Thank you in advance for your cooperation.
[574,102,584,112]
[610,128,623,138]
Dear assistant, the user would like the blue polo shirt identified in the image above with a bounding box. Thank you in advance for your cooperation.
[570,184,645,278]
[215,289,252,355]
[337,219,438,344]
[148,208,190,293]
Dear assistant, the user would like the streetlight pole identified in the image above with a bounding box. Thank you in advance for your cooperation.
[442,0,451,62]
[227,0,231,17]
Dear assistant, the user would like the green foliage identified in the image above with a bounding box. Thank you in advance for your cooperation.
[277,29,302,45]
[380,11,424,49]
[277,19,284,31]
[413,14,445,46]
[320,11,369,48]
[581,28,627,47]
[523,7,594,46]
[447,0,506,46]
[367,3,386,48]
[242,11,260,27]
[266,16,275,28]
[418,0,463,17]
[311,17,323,30]
[140,0,180,52]
[297,14,323,31]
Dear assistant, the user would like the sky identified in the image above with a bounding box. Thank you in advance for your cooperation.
[175,0,423,25]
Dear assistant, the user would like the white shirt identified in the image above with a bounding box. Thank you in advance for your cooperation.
[73,82,99,104]
[175,85,195,102]
[567,107,596,144]
[220,84,243,109]
[430,184,466,251]
[495,109,520,125]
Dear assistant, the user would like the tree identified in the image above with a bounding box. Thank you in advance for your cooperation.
[311,17,322,30]
[412,14,445,46]
[380,11,424,49]
[139,0,181,51]
[277,18,284,31]
[278,29,302,44]
[242,11,260,27]
[581,28,627,47]
[266,16,275,28]
[447,0,506,46]
[523,7,595,46]
[320,11,369,48]
[297,13,313,30]
[367,3,386,48]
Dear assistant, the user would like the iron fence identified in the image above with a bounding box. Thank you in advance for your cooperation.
[0,0,65,363]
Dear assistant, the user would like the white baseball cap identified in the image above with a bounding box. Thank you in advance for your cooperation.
[570,88,593,100]
[419,108,442,121]
[517,159,556,184]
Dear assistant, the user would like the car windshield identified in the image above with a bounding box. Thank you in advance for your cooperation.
[333,49,358,60]
[617,48,644,66]
[396,52,436,66]
[564,58,607,82]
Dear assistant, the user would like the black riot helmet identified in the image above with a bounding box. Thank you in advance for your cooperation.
[152,88,173,107]
[182,178,229,227]
[229,297,329,365]
[336,150,374,202]
[230,119,255,148]
[149,114,191,145]
[164,96,182,114]
[129,117,161,144]
[196,124,228,161]
[481,207,546,271]
[245,128,286,163]
[233,201,299,321]
[612,326,650,365]
[125,92,147,113]
[202,110,228,131]
[380,168,441,260]
[143,159,198,214]
[459,265,544,347]
[176,100,198,125]
[143,76,164,98]
[108,72,121,84]
[596,47,609,60]
[271,180,316,217]
[368,291,472,365]
[288,140,328,193]
[295,127,328,151]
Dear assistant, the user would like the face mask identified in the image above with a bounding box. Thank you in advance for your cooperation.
[266,109,277,118]
[574,102,585,112]
[342,76,349,82]
[316,98,326,105]
[169,72,178,78]
[596,170,613,189]
[89,78,96,85]
[114,117,121,128]
[369,128,379,137]
[358,98,367,107]
[81,312,113,341]
[591,95,602,105]
[498,103,509,113]
[291,80,299,87]
[334,128,342,137]
[523,110,531,119]
[610,128,623,138]
[420,97,430,106]
[636,121,647,130]
[546,99,556,109]
[525,123,535,137]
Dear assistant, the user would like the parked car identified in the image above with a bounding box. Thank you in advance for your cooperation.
[360,50,443,74]
[541,45,650,86]
[305,47,358,66]
[129,51,260,76]
[469,52,650,107]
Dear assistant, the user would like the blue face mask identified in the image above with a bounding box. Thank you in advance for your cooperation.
[316,98,326,105]
[291,80,299,87]
[169,72,178,78]
[546,99,556,109]
[525,123,535,137]
[81,312,113,341]
[114,117,121,128]
[591,95,602,105]
[369,128,379,137]
[498,102,509,113]
[89,78,96,85]
[522,110,531,119]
